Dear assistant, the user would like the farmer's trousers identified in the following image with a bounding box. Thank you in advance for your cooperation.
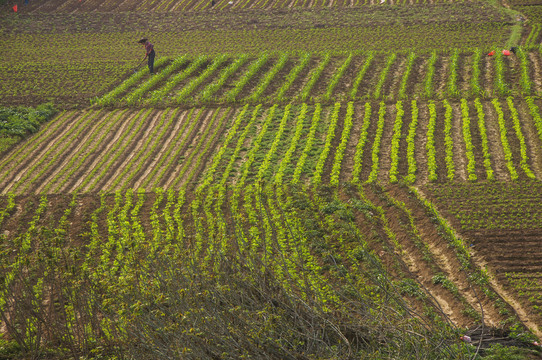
[148,50,156,74]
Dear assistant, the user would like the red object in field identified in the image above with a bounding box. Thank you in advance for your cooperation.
[487,50,495,56]
[13,4,18,12]
[502,49,511,56]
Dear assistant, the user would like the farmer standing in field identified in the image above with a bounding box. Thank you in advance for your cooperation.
[138,38,155,74]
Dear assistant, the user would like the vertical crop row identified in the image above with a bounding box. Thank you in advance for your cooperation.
[398,51,416,100]
[423,51,438,99]
[469,48,483,97]
[146,55,205,106]
[322,54,353,102]
[292,104,322,184]
[494,52,510,97]
[460,99,476,181]
[426,101,438,182]
[312,102,341,185]
[197,54,249,104]
[525,96,542,144]
[447,49,460,98]
[350,52,374,100]
[351,102,372,183]
[474,98,494,180]
[507,97,536,179]
[373,53,396,99]
[492,98,518,180]
[517,49,533,95]
[366,102,386,183]
[300,52,332,102]
[125,55,191,106]
[247,53,289,103]
[174,54,228,104]
[274,52,311,103]
[274,104,308,185]
[389,101,404,183]
[443,99,455,181]
[223,53,270,103]
[330,102,354,186]
[405,100,418,184]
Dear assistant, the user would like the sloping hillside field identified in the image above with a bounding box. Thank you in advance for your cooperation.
[1,0,542,358]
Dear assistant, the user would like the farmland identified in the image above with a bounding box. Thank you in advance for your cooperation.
[1,0,542,358]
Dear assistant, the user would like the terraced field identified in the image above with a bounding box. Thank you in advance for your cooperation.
[2,0,542,358]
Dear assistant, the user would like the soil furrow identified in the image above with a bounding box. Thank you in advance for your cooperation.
[31,110,123,194]
[0,111,95,194]
[339,103,364,183]
[63,109,145,193]
[450,101,467,181]
[482,102,510,181]
[161,109,217,189]
[96,110,164,191]
[132,109,190,189]
[376,103,397,183]
[517,101,542,180]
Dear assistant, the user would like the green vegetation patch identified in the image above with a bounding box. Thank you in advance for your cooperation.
[0,103,57,153]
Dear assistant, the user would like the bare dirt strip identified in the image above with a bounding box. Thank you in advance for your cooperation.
[367,185,512,329]
[339,102,364,183]
[450,101,467,182]
[421,185,542,338]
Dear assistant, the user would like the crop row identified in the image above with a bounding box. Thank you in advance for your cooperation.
[0,180,505,357]
[4,97,542,194]
[21,0,489,13]
[93,49,542,109]
[425,181,542,230]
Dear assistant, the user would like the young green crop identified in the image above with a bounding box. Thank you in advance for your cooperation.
[398,51,416,100]
[330,102,354,186]
[405,100,418,184]
[367,102,386,183]
[351,102,372,183]
[474,98,494,180]
[426,101,438,182]
[389,101,404,183]
[350,52,374,100]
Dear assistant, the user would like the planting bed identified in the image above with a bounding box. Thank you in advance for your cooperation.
[3,0,542,357]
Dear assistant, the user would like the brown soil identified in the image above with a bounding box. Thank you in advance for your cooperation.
[62,110,148,192]
[517,101,542,180]
[450,101,467,181]
[131,109,191,189]
[482,101,510,181]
